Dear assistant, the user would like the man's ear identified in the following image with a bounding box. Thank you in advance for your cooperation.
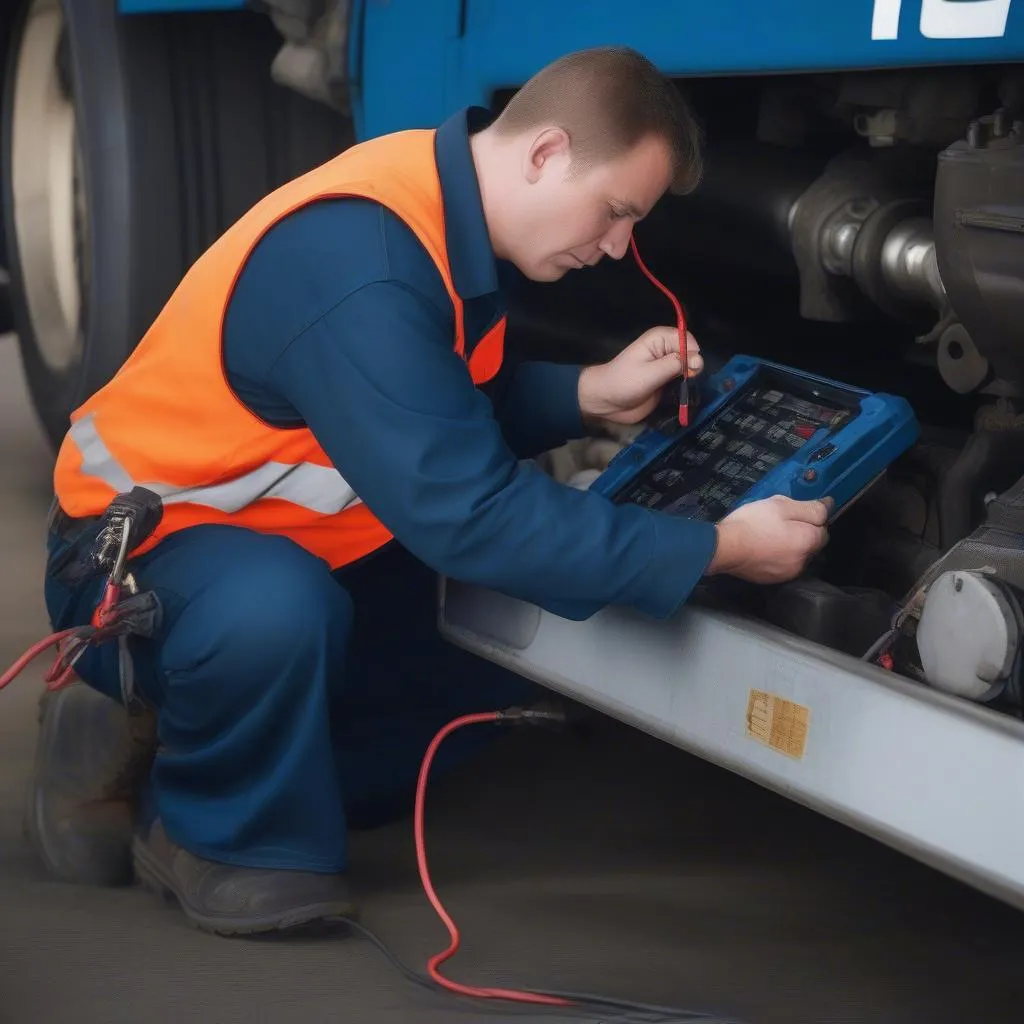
[523,127,571,184]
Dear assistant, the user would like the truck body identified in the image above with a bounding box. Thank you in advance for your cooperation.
[2,0,1023,909]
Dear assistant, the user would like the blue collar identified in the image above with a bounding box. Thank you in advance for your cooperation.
[434,107,500,301]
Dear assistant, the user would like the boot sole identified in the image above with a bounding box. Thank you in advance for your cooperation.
[131,835,357,937]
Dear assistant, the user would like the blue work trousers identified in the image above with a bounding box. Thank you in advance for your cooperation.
[43,522,533,873]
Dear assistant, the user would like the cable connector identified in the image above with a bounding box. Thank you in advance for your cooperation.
[90,487,164,575]
[494,706,567,727]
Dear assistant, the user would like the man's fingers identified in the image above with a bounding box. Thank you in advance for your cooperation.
[644,353,689,390]
[650,326,685,358]
[642,327,702,368]
[775,495,832,526]
[684,331,702,370]
[802,501,831,527]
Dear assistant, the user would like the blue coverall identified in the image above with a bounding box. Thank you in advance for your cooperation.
[43,108,718,874]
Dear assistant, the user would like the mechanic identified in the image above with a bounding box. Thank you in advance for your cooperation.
[29,46,830,935]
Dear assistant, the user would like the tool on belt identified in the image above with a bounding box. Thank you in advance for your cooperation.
[0,488,164,696]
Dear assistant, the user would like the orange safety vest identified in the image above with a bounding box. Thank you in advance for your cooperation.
[52,130,506,569]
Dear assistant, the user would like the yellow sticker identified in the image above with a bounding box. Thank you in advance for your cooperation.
[746,690,810,759]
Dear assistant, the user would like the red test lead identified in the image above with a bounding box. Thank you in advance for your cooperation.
[629,235,691,427]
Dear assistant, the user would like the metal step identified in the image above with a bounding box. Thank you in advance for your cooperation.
[439,578,1024,912]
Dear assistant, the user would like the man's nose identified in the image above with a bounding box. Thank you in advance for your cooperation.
[598,224,633,261]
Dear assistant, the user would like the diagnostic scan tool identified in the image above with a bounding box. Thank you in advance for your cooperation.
[591,356,920,521]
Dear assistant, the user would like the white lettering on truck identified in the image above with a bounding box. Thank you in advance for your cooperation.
[872,0,1012,40]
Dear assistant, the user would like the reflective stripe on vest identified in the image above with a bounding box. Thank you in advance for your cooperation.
[68,414,361,517]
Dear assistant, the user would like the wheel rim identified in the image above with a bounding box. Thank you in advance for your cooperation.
[10,0,87,373]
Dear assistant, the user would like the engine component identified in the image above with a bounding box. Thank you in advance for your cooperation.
[662,140,829,280]
[787,150,941,324]
[936,321,989,394]
[880,471,1024,710]
[934,109,1024,388]
[266,0,352,113]
[916,570,1020,702]
[634,141,942,316]
[914,474,1024,594]
[755,578,895,658]
[935,427,1024,549]
[838,68,990,148]
[876,213,946,313]
[810,191,948,322]
[853,199,946,321]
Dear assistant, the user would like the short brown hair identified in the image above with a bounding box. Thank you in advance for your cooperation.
[492,47,703,195]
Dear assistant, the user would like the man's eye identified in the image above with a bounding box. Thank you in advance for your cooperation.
[610,206,628,220]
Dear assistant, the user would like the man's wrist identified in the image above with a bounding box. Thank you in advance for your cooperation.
[707,520,743,576]
[577,364,611,419]
[628,513,719,619]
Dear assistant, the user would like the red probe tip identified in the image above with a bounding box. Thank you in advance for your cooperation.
[678,374,691,427]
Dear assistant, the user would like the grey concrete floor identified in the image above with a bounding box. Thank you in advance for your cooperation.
[1,335,1023,1024]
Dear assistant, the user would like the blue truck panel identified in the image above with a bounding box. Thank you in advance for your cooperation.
[353,0,1024,139]
[118,0,245,11]
[112,2,1024,147]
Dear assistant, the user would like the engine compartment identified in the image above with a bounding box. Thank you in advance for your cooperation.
[502,63,1024,720]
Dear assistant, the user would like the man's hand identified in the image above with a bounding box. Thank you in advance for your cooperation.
[578,326,703,424]
[707,495,833,584]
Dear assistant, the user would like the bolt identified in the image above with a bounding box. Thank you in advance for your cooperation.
[954,577,963,593]
[803,469,817,482]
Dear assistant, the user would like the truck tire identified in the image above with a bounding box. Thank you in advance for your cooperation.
[0,271,11,335]
[1,0,351,450]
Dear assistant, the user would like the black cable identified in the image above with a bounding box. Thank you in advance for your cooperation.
[534,988,750,1024]
[335,917,439,995]
[335,916,752,1024]
[335,917,581,1020]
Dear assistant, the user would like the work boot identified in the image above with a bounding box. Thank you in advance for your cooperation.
[132,820,357,936]
[24,681,158,886]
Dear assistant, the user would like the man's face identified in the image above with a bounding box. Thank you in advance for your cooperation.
[509,132,673,282]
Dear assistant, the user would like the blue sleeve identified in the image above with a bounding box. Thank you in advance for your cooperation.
[224,197,584,460]
[489,360,586,460]
[268,282,719,621]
